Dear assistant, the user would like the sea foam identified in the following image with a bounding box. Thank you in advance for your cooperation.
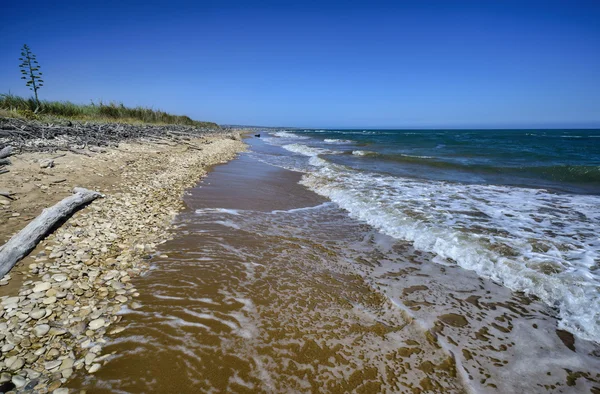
[299,159,600,342]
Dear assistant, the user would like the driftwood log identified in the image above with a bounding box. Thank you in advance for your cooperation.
[0,187,103,278]
[0,146,13,159]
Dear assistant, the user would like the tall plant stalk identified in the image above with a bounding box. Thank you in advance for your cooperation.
[19,44,44,107]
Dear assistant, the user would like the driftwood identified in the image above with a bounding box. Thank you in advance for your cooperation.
[0,118,225,153]
[0,190,14,200]
[0,146,13,159]
[0,158,11,166]
[0,187,104,278]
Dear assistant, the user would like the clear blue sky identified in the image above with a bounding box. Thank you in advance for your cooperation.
[1,0,599,128]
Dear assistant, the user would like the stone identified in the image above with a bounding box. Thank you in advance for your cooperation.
[33,324,50,336]
[0,372,11,383]
[51,274,68,282]
[46,348,60,360]
[88,363,101,373]
[39,158,54,168]
[9,357,25,371]
[45,360,62,370]
[60,357,74,370]
[61,368,73,379]
[115,295,128,303]
[88,318,105,330]
[29,309,45,319]
[2,343,15,352]
[42,296,57,305]
[84,352,96,365]
[11,374,26,388]
[33,282,52,293]
[130,302,142,309]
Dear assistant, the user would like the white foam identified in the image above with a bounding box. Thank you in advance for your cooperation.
[273,131,309,139]
[352,150,375,156]
[324,139,353,144]
[282,143,340,157]
[299,161,600,342]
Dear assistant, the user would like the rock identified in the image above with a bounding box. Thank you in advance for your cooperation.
[88,318,105,330]
[60,280,73,289]
[33,324,50,336]
[1,343,15,352]
[45,348,60,360]
[88,363,101,373]
[33,282,52,293]
[130,301,142,309]
[84,352,96,365]
[45,360,62,370]
[48,327,67,336]
[109,326,126,335]
[39,158,54,168]
[60,358,74,370]
[29,309,45,319]
[0,372,11,383]
[51,274,68,282]
[11,374,26,388]
[47,380,62,391]
[61,368,73,379]
[9,357,25,371]
[42,296,57,304]
[115,295,128,303]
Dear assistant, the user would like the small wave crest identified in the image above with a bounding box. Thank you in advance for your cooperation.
[282,143,341,157]
[324,139,354,144]
[352,150,378,157]
[273,131,309,139]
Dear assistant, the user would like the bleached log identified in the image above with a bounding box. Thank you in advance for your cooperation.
[0,146,13,159]
[0,187,104,278]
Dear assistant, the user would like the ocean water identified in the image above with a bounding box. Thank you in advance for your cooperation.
[75,137,600,393]
[258,129,600,343]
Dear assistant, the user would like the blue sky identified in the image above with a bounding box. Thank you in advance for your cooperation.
[1,0,599,128]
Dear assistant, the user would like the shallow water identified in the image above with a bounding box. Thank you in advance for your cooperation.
[262,130,600,343]
[68,139,600,393]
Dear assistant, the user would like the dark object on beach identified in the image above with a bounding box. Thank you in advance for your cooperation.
[255,134,261,137]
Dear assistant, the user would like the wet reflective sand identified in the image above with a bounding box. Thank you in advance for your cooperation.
[69,141,600,393]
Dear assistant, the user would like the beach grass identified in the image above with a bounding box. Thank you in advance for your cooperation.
[0,93,219,128]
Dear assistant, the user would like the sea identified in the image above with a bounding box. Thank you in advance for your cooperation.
[72,128,600,393]
[259,129,600,342]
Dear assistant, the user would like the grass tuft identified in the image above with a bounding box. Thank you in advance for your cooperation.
[0,93,219,128]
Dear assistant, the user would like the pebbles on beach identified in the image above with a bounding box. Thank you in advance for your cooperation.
[0,135,246,392]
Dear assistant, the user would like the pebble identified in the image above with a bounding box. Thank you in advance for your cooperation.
[88,318,105,330]
[12,374,26,388]
[52,273,68,282]
[45,360,62,370]
[33,324,50,336]
[33,282,52,292]
[54,387,70,394]
[29,309,45,319]
[88,363,101,373]
[42,296,57,304]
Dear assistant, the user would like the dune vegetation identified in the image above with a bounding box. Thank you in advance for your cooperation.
[0,93,219,128]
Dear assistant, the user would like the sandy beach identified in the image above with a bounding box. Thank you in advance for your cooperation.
[0,129,246,392]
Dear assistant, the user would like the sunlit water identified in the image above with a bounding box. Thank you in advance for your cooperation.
[70,138,600,393]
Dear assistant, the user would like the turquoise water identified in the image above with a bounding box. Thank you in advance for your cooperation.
[256,129,600,342]
[288,129,600,194]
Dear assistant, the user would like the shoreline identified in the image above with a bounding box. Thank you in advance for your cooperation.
[0,129,246,392]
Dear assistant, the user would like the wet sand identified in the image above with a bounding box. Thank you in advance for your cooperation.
[68,139,600,393]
